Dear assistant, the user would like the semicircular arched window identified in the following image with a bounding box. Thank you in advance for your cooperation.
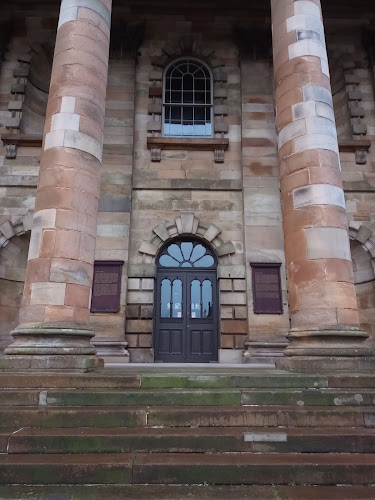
[158,240,216,269]
[163,58,213,138]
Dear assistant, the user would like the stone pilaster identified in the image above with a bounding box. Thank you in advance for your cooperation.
[271,0,374,370]
[0,0,113,372]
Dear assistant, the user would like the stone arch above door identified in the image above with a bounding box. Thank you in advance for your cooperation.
[138,212,236,263]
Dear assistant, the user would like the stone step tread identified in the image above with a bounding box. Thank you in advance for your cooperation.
[1,371,374,389]
[3,387,375,392]
[2,452,375,465]
[8,426,375,437]
[7,426,375,454]
[2,453,375,486]
[0,485,374,500]
[1,405,374,429]
[1,387,375,407]
[141,373,375,389]
[0,373,141,389]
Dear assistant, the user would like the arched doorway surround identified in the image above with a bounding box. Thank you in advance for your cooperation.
[154,238,219,363]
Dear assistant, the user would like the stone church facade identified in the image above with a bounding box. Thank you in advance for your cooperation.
[0,0,374,371]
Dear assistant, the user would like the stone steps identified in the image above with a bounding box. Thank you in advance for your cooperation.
[5,426,375,454]
[1,370,375,389]
[0,484,375,500]
[1,405,374,429]
[1,387,375,407]
[1,452,375,486]
[1,368,375,493]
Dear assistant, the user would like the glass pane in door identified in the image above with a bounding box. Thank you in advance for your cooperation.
[191,279,201,318]
[202,279,213,318]
[172,279,182,318]
[160,279,171,318]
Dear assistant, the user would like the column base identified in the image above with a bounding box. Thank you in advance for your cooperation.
[243,341,287,365]
[0,355,103,373]
[277,325,375,373]
[284,326,373,357]
[276,356,375,373]
[0,326,103,372]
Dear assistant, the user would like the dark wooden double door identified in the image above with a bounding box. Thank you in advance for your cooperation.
[155,270,218,363]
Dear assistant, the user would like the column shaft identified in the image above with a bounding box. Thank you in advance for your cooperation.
[271,0,372,364]
[1,0,112,372]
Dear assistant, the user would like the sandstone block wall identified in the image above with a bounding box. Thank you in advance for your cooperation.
[241,59,290,356]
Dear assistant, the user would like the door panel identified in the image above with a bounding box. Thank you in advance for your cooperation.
[159,328,183,355]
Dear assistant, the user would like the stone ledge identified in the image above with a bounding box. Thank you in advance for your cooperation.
[1,133,43,147]
[147,137,229,151]
[338,139,371,152]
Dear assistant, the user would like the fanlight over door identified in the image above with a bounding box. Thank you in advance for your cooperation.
[154,240,218,363]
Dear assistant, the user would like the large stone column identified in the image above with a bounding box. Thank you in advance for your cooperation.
[0,0,112,372]
[271,0,374,371]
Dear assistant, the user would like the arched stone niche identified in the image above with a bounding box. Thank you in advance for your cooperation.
[0,212,33,353]
[349,222,375,349]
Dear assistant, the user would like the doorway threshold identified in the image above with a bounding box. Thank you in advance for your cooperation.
[105,362,276,371]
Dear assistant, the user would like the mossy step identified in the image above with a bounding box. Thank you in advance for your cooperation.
[133,452,375,485]
[0,373,141,389]
[1,405,374,429]
[241,388,375,406]
[42,389,241,407]
[1,453,375,485]
[7,426,375,454]
[0,485,374,500]
[2,387,375,408]
[1,371,375,390]
[0,407,147,429]
[140,374,329,389]
[0,390,40,406]
[147,405,375,428]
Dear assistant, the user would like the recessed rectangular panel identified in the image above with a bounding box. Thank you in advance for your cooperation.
[159,329,171,354]
[190,329,201,354]
[202,329,214,354]
[170,329,183,354]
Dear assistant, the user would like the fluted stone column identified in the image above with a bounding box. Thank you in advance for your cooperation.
[271,0,374,371]
[0,0,112,372]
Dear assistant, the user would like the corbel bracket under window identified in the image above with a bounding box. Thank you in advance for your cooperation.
[147,137,229,164]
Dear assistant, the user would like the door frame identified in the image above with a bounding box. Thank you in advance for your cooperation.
[153,238,219,363]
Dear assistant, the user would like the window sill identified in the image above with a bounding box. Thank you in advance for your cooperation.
[147,137,229,163]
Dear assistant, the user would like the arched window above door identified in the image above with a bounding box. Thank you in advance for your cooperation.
[163,58,213,138]
[157,240,216,269]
